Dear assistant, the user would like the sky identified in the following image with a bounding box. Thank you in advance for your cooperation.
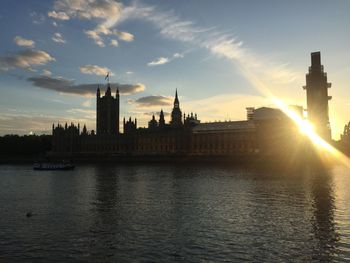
[0,0,349,139]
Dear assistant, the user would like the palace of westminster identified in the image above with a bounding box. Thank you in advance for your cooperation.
[51,52,334,158]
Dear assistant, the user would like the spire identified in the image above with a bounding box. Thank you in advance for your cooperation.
[116,88,119,98]
[106,83,111,96]
[159,109,165,128]
[174,89,179,106]
[170,89,182,127]
[97,85,100,98]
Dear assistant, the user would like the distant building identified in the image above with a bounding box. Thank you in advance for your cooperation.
[303,51,332,140]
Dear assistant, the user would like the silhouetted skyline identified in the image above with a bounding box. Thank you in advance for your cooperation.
[0,0,349,139]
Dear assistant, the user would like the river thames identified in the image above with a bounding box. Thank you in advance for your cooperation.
[1,164,350,262]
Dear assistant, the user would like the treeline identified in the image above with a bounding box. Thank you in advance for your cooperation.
[0,135,52,156]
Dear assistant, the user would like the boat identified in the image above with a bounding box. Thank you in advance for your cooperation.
[33,162,75,171]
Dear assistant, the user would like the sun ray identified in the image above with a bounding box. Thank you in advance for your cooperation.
[234,60,350,169]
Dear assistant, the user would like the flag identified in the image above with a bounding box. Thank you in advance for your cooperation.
[105,72,109,81]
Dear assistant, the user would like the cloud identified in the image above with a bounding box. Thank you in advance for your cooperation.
[110,39,118,47]
[27,75,145,96]
[42,69,52,76]
[132,95,173,107]
[82,99,92,107]
[49,0,134,47]
[52,32,66,44]
[66,108,95,119]
[30,11,45,24]
[0,49,55,71]
[147,52,184,67]
[114,31,134,42]
[85,29,105,47]
[48,11,69,20]
[79,64,113,77]
[13,36,35,47]
[173,52,184,58]
[147,57,169,66]
[126,71,133,74]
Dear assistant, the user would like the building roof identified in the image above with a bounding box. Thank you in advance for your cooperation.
[192,120,255,133]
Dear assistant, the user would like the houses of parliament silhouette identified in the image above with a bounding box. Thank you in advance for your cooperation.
[51,52,332,159]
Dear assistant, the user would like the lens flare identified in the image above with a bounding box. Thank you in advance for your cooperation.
[234,62,350,168]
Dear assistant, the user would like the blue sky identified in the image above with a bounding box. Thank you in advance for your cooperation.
[0,0,349,139]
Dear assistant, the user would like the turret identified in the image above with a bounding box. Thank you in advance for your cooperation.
[159,109,165,128]
[116,88,119,98]
[148,114,158,130]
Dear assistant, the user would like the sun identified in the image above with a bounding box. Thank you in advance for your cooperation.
[299,119,314,136]
[269,97,350,168]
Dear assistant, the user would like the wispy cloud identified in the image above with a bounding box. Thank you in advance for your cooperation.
[114,31,134,41]
[42,69,52,76]
[79,64,113,77]
[30,11,45,24]
[48,10,69,20]
[52,32,66,44]
[122,3,301,96]
[130,95,173,108]
[0,49,55,71]
[66,108,95,119]
[82,99,92,108]
[27,75,145,97]
[13,36,35,47]
[147,52,185,66]
[147,57,169,66]
[49,0,134,47]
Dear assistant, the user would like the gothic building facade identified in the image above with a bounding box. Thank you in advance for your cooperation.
[51,52,332,159]
[96,84,120,135]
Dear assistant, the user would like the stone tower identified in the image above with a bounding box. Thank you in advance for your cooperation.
[303,52,332,140]
[170,89,182,127]
[96,84,120,135]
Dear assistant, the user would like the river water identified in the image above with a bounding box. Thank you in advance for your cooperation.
[1,164,350,262]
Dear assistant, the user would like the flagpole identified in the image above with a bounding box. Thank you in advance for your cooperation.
[105,72,110,85]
